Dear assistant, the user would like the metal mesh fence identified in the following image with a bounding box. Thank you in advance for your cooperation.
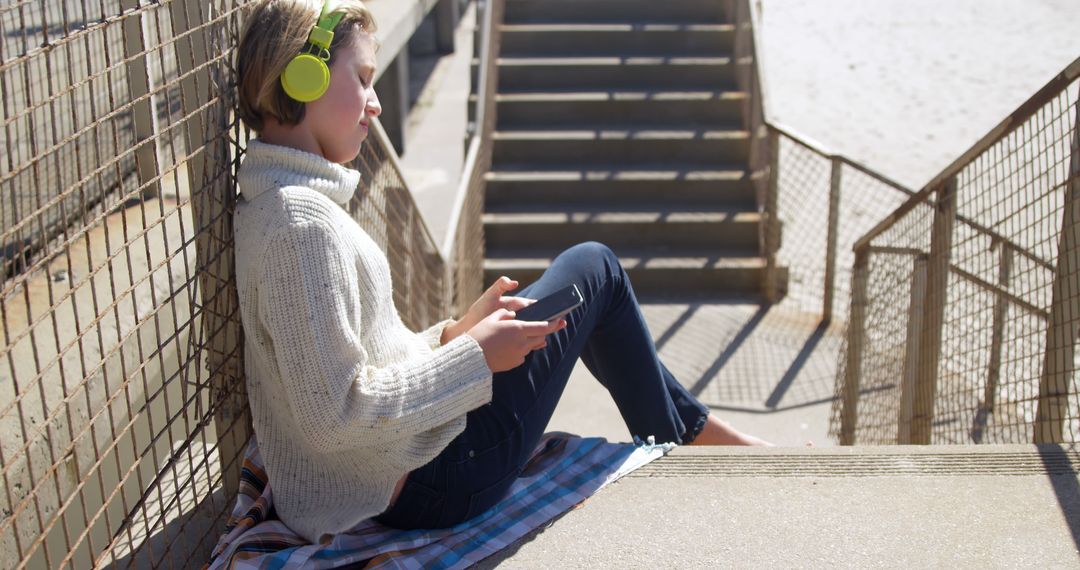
[449,0,501,318]
[0,0,492,566]
[771,136,830,313]
[831,61,1080,445]
[770,134,915,322]
[0,0,247,566]
[349,125,449,331]
[733,0,914,322]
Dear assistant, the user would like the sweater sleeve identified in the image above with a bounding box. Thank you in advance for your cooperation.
[258,220,492,454]
[419,319,457,349]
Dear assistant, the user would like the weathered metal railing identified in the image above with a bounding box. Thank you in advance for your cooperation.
[730,0,916,323]
[1,1,248,566]
[831,57,1080,445]
[447,0,502,318]
[733,0,1080,446]
[0,0,501,567]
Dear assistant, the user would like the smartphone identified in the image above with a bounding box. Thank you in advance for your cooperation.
[515,284,584,323]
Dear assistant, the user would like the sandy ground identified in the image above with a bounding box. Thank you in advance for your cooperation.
[758,0,1080,189]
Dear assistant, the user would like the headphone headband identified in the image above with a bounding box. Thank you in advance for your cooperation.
[308,1,344,50]
[280,0,344,102]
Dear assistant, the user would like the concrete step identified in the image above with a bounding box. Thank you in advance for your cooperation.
[504,0,728,25]
[485,250,766,296]
[477,445,1080,568]
[494,90,746,129]
[494,56,735,91]
[500,23,735,57]
[491,129,750,166]
[483,207,761,251]
[485,168,755,209]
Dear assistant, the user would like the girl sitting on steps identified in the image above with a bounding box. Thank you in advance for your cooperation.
[233,0,771,543]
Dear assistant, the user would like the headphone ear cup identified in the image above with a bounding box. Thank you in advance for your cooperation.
[281,53,331,102]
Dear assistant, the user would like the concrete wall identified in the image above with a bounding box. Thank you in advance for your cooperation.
[0,194,203,567]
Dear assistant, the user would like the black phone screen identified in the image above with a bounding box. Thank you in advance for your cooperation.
[515,284,584,322]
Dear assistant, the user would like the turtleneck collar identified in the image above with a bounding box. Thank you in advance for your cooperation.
[237,139,362,206]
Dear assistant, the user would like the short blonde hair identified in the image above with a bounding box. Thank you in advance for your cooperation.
[237,0,376,132]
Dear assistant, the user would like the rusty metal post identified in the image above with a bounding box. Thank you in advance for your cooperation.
[898,255,927,444]
[840,248,870,445]
[823,157,842,322]
[911,178,957,444]
[1035,93,1080,444]
[170,0,247,497]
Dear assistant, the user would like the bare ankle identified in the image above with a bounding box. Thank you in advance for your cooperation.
[690,414,773,446]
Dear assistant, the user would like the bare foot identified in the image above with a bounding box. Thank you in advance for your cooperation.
[689,414,775,446]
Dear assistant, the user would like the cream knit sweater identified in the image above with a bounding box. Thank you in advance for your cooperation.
[234,140,493,541]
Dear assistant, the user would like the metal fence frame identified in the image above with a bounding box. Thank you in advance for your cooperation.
[0,0,502,566]
[831,58,1080,446]
[730,0,917,324]
[733,0,1080,445]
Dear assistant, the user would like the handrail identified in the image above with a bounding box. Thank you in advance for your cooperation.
[441,0,495,260]
[865,245,1050,321]
[919,57,1080,198]
[746,0,1073,274]
[854,56,1080,252]
[771,120,916,198]
[765,69,1063,275]
[852,179,1057,274]
[951,264,1049,321]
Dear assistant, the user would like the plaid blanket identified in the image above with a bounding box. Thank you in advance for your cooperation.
[206,434,673,569]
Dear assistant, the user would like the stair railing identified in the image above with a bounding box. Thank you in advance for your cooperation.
[830,57,1080,446]
[445,0,504,317]
[731,0,916,323]
[732,0,1080,445]
[0,0,504,566]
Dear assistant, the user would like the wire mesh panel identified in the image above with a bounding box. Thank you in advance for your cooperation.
[350,124,448,332]
[830,201,935,444]
[449,0,502,318]
[830,163,914,322]
[770,134,914,322]
[2,0,130,278]
[941,78,1078,444]
[0,0,471,567]
[773,136,831,314]
[831,62,1080,445]
[0,0,252,566]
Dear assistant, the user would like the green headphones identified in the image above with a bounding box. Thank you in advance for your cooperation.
[280,0,345,102]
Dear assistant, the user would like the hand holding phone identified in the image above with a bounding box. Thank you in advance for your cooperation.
[515,284,584,323]
[467,308,563,372]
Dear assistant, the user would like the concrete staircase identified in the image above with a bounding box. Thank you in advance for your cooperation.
[483,0,770,297]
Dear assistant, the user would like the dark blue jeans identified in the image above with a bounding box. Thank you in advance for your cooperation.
[376,242,709,530]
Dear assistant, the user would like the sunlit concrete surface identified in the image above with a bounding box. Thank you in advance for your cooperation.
[479,445,1080,568]
[546,301,841,447]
